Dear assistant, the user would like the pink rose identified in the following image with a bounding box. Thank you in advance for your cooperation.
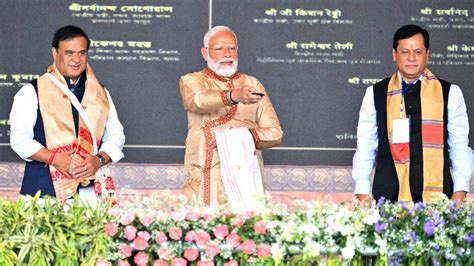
[213,225,229,239]
[195,231,211,248]
[240,239,256,255]
[221,211,233,217]
[197,261,214,266]
[205,242,221,258]
[118,243,133,258]
[124,225,137,241]
[185,230,196,243]
[183,247,199,261]
[246,211,256,218]
[120,213,134,225]
[172,258,187,266]
[155,232,168,245]
[158,247,173,260]
[139,215,154,226]
[257,243,272,258]
[109,207,121,217]
[153,259,168,266]
[224,260,238,266]
[232,216,245,227]
[225,233,241,248]
[138,231,151,241]
[105,176,115,190]
[186,212,201,221]
[104,223,118,237]
[133,236,149,251]
[96,259,112,266]
[203,213,215,222]
[169,227,183,241]
[253,220,267,234]
[118,259,131,266]
[134,252,149,266]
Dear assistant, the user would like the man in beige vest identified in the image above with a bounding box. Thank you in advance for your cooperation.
[179,26,283,206]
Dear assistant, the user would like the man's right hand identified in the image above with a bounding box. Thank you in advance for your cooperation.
[230,85,263,104]
[29,148,75,179]
[51,149,75,179]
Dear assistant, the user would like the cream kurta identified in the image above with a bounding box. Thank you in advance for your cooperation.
[179,69,283,205]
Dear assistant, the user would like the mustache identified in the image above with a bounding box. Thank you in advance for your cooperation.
[217,58,234,64]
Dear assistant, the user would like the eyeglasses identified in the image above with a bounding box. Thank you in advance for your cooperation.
[206,46,238,53]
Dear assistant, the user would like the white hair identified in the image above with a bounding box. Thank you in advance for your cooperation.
[203,25,238,47]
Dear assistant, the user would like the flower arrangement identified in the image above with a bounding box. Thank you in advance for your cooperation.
[1,191,471,265]
[102,192,282,265]
[101,192,473,265]
[375,195,473,265]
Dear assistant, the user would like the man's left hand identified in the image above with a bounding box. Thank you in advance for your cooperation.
[451,191,467,203]
[70,153,101,179]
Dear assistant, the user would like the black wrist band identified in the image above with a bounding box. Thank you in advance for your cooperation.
[229,90,238,105]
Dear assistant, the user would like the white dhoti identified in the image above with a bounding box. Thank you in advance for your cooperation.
[215,127,265,213]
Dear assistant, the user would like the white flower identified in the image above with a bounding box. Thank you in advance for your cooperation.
[326,215,343,234]
[375,234,387,255]
[298,223,320,235]
[342,245,355,260]
[362,208,380,225]
[266,220,279,230]
[271,243,285,261]
[303,240,321,258]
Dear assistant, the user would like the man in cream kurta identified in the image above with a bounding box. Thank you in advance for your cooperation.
[179,26,283,205]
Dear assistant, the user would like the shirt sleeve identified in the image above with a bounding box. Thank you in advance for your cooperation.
[9,83,44,161]
[249,81,283,149]
[179,75,229,114]
[352,86,378,195]
[99,89,126,163]
[447,84,472,193]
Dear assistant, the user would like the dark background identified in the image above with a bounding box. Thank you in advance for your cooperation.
[1,0,473,165]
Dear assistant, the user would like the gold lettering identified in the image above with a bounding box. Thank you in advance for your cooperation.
[295,9,307,16]
[348,77,360,84]
[265,8,277,16]
[420,7,432,15]
[325,9,342,19]
[286,41,298,49]
[280,8,293,16]
[317,43,332,50]
[69,3,81,11]
[300,42,317,49]
[447,44,458,52]
[461,44,472,52]
[11,74,21,82]
[436,8,455,16]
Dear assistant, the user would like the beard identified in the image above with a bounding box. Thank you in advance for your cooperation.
[207,56,238,77]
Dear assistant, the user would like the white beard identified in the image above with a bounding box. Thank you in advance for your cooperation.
[207,56,238,77]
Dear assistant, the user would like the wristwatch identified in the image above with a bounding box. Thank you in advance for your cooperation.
[97,154,107,167]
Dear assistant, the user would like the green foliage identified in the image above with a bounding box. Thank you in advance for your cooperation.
[0,192,112,265]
